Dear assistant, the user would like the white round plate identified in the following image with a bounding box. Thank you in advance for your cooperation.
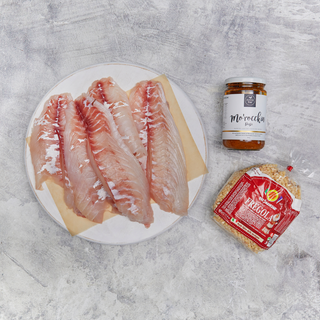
[25,62,207,245]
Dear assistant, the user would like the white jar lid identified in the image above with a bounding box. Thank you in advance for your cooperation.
[225,77,266,84]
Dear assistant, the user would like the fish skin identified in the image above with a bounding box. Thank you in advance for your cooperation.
[88,77,147,171]
[30,94,72,190]
[75,94,154,227]
[129,81,189,216]
[62,100,111,223]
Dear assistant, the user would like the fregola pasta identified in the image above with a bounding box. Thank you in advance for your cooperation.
[212,164,301,253]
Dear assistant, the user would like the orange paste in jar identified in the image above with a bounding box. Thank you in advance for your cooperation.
[222,77,267,150]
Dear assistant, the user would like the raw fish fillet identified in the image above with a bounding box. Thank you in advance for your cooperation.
[88,77,147,171]
[128,81,149,151]
[129,81,189,215]
[57,95,77,211]
[62,101,112,223]
[75,94,154,227]
[30,94,72,190]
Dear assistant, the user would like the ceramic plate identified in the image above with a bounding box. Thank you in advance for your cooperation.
[25,62,207,244]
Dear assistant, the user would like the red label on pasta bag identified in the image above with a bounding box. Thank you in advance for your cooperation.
[214,168,301,250]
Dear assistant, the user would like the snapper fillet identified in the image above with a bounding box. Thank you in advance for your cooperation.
[88,77,147,171]
[62,101,112,223]
[57,95,77,211]
[128,81,149,151]
[129,81,189,216]
[30,94,72,190]
[75,94,154,227]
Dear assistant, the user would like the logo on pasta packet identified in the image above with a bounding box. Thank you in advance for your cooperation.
[265,188,283,203]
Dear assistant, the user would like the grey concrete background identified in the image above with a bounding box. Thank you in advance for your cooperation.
[1,0,320,319]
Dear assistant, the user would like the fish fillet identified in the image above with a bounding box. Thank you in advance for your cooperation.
[128,81,149,151]
[57,94,77,211]
[129,81,189,215]
[30,94,72,190]
[88,77,147,171]
[75,94,154,227]
[62,101,112,223]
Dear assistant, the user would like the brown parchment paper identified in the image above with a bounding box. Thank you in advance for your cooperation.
[27,74,208,236]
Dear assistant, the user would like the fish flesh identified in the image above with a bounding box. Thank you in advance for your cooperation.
[57,95,76,211]
[30,94,72,190]
[128,81,149,151]
[88,77,147,171]
[62,100,112,223]
[75,94,154,227]
[129,81,189,215]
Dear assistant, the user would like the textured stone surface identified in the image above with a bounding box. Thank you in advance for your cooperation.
[1,0,320,319]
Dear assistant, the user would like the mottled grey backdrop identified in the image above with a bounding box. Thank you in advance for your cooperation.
[1,0,320,319]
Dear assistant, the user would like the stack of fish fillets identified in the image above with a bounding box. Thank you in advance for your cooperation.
[30,78,189,228]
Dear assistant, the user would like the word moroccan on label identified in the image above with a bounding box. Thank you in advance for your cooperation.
[222,94,267,141]
[214,168,301,250]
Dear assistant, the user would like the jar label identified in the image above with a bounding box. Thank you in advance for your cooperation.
[214,168,301,250]
[222,94,267,141]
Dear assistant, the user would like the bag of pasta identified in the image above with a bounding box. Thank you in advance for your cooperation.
[212,164,302,253]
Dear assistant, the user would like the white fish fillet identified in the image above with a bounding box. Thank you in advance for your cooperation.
[128,81,149,151]
[88,77,147,171]
[30,94,72,190]
[62,101,113,223]
[57,94,77,211]
[129,81,189,215]
[76,94,154,227]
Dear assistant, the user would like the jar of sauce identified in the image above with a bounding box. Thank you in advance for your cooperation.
[222,77,267,150]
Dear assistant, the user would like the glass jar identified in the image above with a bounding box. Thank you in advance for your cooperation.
[222,77,267,150]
